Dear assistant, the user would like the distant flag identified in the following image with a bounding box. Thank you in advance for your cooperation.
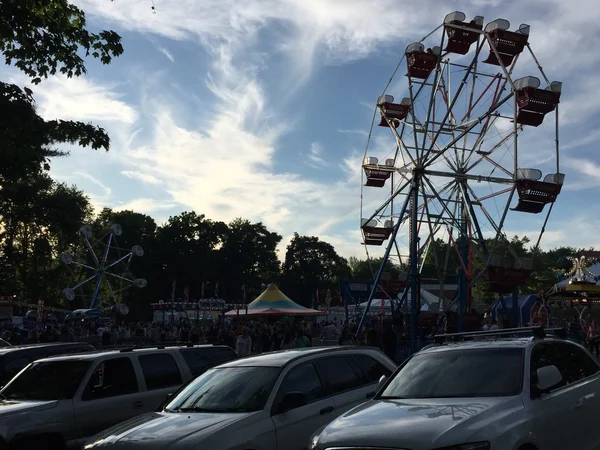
[214,281,219,298]
[201,281,205,299]
[315,289,320,306]
[311,293,315,309]
[183,285,190,303]
[171,280,176,302]
[242,284,247,303]
[326,289,331,309]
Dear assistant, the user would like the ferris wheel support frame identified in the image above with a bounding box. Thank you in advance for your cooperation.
[356,183,414,336]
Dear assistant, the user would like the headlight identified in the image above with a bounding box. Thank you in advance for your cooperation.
[433,443,490,450]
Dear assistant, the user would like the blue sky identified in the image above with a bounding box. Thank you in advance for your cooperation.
[10,0,600,260]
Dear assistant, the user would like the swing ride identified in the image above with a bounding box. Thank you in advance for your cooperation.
[358,11,563,343]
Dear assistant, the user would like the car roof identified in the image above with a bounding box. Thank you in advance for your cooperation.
[219,346,379,368]
[32,344,232,363]
[0,342,92,356]
[419,336,576,354]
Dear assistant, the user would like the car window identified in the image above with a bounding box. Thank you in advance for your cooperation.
[315,356,363,395]
[83,357,138,401]
[352,354,392,384]
[166,367,279,413]
[4,357,30,373]
[179,347,236,377]
[139,353,182,390]
[381,348,524,399]
[2,360,92,401]
[275,362,325,406]
[531,342,599,390]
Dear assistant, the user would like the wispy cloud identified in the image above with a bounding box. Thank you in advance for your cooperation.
[338,128,369,138]
[306,142,328,169]
[115,198,177,214]
[157,46,175,62]
[121,170,162,185]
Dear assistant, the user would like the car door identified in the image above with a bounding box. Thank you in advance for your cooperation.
[553,342,600,450]
[527,342,595,450]
[271,362,335,450]
[73,357,142,439]
[351,353,394,397]
[313,355,370,414]
[137,352,184,411]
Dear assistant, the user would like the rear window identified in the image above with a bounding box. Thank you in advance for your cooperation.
[179,347,237,377]
[139,353,183,390]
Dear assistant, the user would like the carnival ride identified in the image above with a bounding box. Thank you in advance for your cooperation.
[60,224,147,311]
[358,12,563,343]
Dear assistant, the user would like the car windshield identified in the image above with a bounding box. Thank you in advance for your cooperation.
[165,366,280,413]
[1,360,91,401]
[380,348,524,399]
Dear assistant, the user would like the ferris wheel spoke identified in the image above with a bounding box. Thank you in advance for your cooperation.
[424,39,486,158]
[424,91,513,169]
[71,272,101,291]
[102,251,134,272]
[104,271,135,284]
[464,126,517,172]
[83,237,101,267]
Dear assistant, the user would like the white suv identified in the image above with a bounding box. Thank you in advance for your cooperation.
[84,346,396,450]
[0,344,236,450]
[310,327,600,450]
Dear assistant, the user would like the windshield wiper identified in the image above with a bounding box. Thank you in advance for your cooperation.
[169,407,223,413]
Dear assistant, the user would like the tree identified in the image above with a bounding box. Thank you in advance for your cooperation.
[281,233,351,307]
[0,0,124,157]
[220,218,281,301]
[0,0,124,300]
[348,256,404,281]
[156,211,228,300]
[0,179,93,302]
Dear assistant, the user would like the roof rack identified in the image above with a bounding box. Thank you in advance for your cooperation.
[433,326,567,344]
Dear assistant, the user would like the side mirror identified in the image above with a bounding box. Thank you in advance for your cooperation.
[536,365,563,392]
[377,375,387,392]
[278,391,307,413]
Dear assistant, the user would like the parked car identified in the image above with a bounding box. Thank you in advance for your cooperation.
[0,342,95,386]
[309,329,600,450]
[0,344,237,450]
[84,346,397,450]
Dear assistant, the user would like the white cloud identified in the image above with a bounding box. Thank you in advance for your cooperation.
[306,142,328,169]
[157,46,175,62]
[23,75,137,125]
[120,171,162,185]
[115,198,177,214]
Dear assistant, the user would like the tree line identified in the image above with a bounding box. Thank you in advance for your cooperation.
[0,0,591,319]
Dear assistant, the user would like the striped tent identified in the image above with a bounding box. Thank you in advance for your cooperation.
[225,283,325,317]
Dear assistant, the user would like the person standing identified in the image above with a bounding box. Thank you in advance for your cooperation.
[236,327,252,357]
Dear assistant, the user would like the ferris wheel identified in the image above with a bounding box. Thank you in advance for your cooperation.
[60,224,147,310]
[358,11,563,336]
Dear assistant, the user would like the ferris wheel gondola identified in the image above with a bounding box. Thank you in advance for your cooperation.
[357,11,563,340]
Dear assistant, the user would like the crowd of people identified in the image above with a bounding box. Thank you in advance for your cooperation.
[1,316,403,362]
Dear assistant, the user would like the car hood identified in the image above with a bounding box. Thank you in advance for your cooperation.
[85,411,257,449]
[316,396,523,449]
[0,398,58,416]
